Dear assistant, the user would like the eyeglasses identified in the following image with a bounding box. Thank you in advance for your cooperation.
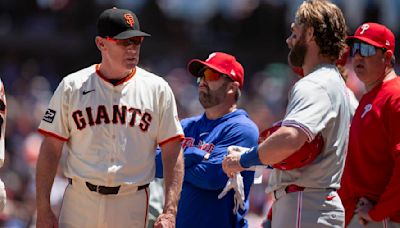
[197,68,231,83]
[350,42,385,57]
[105,37,144,46]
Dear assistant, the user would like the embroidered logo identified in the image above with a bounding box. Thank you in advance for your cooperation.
[360,24,370,35]
[206,53,216,61]
[361,104,372,118]
[124,14,135,27]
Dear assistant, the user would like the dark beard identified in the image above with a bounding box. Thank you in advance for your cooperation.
[288,38,307,68]
[199,82,228,109]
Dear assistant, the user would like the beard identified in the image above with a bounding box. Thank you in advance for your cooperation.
[199,82,228,109]
[288,36,307,68]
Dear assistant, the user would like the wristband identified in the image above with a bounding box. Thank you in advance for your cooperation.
[240,146,263,168]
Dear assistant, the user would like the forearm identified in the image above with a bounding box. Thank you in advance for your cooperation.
[36,137,63,212]
[184,163,228,190]
[258,126,306,165]
[161,142,184,215]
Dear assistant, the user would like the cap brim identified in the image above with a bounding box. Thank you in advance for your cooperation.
[187,59,226,77]
[113,30,151,39]
[346,36,385,48]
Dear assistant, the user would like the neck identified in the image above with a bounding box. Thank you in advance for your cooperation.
[365,68,396,91]
[205,103,237,120]
[98,63,133,80]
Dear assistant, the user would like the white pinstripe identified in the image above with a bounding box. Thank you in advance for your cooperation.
[296,191,303,228]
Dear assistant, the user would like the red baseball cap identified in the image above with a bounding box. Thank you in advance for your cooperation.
[187,52,245,88]
[347,22,395,52]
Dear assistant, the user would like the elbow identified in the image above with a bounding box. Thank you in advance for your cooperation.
[282,126,308,150]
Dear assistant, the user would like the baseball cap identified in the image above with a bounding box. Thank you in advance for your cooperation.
[187,52,245,88]
[97,7,150,39]
[347,22,395,53]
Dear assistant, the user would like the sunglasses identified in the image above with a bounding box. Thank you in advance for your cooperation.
[350,42,385,57]
[197,68,231,83]
[105,37,144,46]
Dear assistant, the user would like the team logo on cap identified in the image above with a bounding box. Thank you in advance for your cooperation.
[360,24,369,34]
[206,53,216,61]
[124,14,135,27]
[386,40,390,46]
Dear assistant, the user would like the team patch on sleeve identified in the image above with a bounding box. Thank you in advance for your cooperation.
[43,109,56,123]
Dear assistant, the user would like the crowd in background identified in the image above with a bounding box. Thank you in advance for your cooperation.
[0,0,399,227]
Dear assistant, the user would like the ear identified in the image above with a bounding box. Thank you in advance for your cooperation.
[227,81,240,93]
[305,26,314,42]
[384,50,393,65]
[95,36,106,50]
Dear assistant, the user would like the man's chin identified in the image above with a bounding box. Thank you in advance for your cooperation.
[288,55,303,68]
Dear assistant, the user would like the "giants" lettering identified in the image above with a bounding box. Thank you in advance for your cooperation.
[72,105,152,131]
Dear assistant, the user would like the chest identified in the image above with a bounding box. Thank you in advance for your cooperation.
[68,81,158,132]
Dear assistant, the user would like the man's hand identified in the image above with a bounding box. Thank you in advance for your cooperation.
[154,213,175,228]
[356,197,374,225]
[36,207,58,228]
[222,146,247,178]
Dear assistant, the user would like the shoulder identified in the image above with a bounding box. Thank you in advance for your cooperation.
[226,110,258,129]
[180,115,202,128]
[383,77,400,108]
[293,66,344,99]
[61,64,97,89]
[135,67,169,87]
[224,110,259,137]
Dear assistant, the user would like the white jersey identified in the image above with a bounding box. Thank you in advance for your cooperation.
[0,79,5,166]
[267,64,351,192]
[38,64,184,186]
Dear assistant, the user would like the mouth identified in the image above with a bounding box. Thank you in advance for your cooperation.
[198,86,208,93]
[355,63,364,70]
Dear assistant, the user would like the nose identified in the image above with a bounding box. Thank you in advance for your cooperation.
[286,36,292,49]
[352,51,363,60]
[197,76,207,86]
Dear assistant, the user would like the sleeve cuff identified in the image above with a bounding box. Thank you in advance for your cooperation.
[240,146,263,168]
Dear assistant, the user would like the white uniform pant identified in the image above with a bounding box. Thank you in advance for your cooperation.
[348,213,400,228]
[271,188,344,228]
[59,179,149,228]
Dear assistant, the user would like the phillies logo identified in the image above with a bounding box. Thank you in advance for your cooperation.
[124,14,135,27]
[360,24,369,34]
[361,104,372,118]
[206,53,216,61]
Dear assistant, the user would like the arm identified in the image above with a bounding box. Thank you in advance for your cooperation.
[223,126,308,175]
[224,81,327,174]
[155,146,207,178]
[155,147,163,178]
[186,124,259,190]
[367,96,400,221]
[36,135,64,228]
[258,126,308,165]
[155,139,184,227]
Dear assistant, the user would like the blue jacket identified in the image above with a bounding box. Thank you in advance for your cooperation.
[156,109,259,228]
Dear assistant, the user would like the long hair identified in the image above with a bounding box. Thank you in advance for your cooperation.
[295,0,347,61]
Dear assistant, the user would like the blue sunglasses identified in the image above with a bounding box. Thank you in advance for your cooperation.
[350,42,385,57]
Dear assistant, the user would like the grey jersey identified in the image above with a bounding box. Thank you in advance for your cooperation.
[267,64,351,192]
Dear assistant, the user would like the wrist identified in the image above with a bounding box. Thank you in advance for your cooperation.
[240,146,263,168]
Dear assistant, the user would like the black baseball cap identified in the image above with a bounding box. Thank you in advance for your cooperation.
[97,8,151,39]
